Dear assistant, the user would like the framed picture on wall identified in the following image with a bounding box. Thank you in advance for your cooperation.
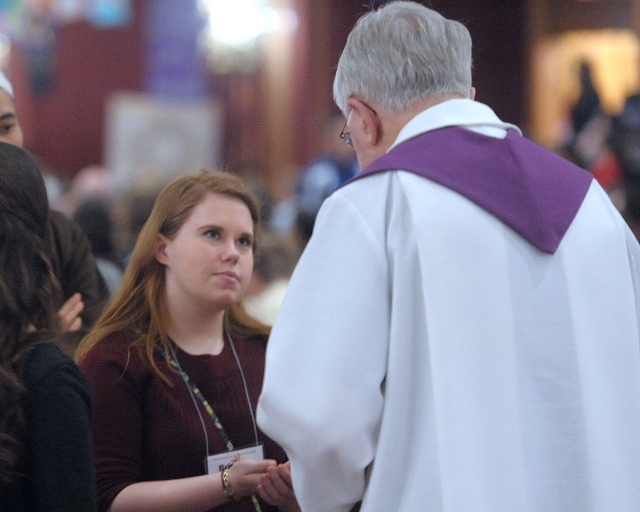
[105,91,223,192]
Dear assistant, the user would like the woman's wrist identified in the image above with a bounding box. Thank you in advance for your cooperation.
[221,465,238,501]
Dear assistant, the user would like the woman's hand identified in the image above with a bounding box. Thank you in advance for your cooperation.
[226,458,277,500]
[58,292,84,332]
[257,461,301,512]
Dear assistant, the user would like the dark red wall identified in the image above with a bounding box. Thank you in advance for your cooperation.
[10,1,144,178]
[431,0,527,128]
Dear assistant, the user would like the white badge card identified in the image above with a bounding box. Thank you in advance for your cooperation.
[206,444,264,475]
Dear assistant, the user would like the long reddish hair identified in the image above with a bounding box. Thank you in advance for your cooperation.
[75,170,270,379]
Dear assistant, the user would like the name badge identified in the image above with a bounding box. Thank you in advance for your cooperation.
[206,444,264,474]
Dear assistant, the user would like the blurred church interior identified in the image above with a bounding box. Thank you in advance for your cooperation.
[3,0,640,206]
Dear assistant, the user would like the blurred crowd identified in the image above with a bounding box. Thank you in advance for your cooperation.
[562,61,640,240]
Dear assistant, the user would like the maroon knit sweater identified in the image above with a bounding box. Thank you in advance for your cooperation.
[79,331,287,512]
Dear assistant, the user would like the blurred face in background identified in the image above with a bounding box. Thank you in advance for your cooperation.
[0,88,23,148]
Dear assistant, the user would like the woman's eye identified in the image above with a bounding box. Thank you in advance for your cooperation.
[238,236,253,248]
[204,229,221,239]
[0,123,14,133]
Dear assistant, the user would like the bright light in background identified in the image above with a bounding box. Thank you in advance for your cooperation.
[0,32,10,69]
[200,0,275,49]
[198,0,297,73]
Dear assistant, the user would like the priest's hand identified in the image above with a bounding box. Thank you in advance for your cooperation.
[258,461,301,512]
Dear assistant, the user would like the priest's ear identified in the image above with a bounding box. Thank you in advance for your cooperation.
[346,97,382,147]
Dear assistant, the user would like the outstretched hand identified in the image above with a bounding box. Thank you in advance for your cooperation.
[58,292,84,332]
[227,458,277,500]
[257,461,301,512]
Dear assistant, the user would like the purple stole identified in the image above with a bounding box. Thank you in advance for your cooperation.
[347,127,593,254]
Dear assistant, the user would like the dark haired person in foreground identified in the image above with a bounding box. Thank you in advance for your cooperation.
[0,141,95,511]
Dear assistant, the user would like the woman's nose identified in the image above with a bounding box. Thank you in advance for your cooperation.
[222,239,240,261]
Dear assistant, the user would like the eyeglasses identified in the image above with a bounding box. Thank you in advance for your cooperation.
[339,120,354,147]
[339,102,377,148]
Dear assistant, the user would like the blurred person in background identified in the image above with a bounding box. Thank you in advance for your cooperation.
[54,164,113,218]
[294,112,359,248]
[562,62,625,206]
[73,196,125,296]
[0,141,95,511]
[563,62,608,171]
[604,93,640,239]
[119,189,159,265]
[243,232,298,326]
[0,70,108,355]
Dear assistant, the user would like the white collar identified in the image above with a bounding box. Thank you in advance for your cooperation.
[390,98,522,151]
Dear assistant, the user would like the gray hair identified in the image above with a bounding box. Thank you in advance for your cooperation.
[333,1,472,115]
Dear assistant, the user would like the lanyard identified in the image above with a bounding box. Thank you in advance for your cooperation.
[158,342,235,450]
[156,337,263,512]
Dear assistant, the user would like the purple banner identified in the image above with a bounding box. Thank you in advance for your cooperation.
[143,0,210,100]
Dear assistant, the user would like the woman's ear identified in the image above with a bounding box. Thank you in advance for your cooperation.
[155,234,169,265]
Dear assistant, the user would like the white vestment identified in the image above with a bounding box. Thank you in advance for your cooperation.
[257,99,640,512]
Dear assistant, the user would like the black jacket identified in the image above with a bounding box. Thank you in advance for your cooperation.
[0,342,96,511]
[48,210,109,355]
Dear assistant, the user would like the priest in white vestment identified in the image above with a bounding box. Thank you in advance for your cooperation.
[257,3,640,511]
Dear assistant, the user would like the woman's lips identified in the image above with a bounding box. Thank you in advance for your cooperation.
[215,271,240,283]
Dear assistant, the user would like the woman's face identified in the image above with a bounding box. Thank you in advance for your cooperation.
[0,89,23,148]
[156,192,255,314]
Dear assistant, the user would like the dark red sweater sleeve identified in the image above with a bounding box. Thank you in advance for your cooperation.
[79,334,148,511]
[79,333,287,512]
